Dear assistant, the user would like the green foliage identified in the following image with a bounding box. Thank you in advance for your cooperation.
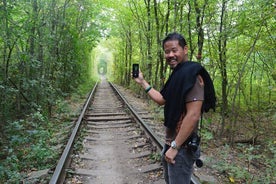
[76,78,98,97]
[209,143,276,183]
[0,111,56,182]
[0,155,23,182]
[150,152,161,162]
[201,118,214,141]
[55,99,71,114]
[0,0,101,123]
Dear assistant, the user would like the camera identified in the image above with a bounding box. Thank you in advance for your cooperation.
[187,132,200,152]
[187,133,203,168]
[195,158,203,168]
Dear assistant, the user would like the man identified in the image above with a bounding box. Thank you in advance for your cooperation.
[133,32,216,184]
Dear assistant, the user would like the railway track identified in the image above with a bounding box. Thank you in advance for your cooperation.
[49,79,201,184]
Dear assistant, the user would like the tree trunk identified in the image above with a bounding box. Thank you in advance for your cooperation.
[187,0,194,61]
[194,0,207,62]
[145,0,153,85]
[218,0,228,137]
[153,0,164,88]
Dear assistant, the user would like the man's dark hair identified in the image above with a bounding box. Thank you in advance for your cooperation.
[162,32,187,50]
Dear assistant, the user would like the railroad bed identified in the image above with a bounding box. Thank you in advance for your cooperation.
[50,78,202,184]
[59,80,164,183]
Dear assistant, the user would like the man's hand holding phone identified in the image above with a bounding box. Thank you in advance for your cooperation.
[132,64,144,84]
[132,64,149,89]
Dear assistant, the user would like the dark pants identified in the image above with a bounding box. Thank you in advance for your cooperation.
[161,144,200,184]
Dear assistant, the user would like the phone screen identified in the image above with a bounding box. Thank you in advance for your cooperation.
[132,64,139,78]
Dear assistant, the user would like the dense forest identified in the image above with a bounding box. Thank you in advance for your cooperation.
[0,0,275,183]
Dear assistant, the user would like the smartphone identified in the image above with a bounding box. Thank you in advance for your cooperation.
[132,64,139,78]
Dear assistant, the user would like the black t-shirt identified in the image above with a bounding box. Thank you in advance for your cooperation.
[160,61,216,130]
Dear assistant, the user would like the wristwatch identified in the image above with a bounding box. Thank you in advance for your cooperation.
[171,140,180,150]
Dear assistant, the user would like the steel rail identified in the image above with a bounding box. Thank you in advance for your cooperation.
[110,82,201,184]
[110,82,163,149]
[49,82,98,184]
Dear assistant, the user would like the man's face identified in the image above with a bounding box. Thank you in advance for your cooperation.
[163,40,188,69]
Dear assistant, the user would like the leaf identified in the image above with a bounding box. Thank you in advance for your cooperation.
[229,176,235,183]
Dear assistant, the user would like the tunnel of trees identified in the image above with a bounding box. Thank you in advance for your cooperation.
[0,0,275,182]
